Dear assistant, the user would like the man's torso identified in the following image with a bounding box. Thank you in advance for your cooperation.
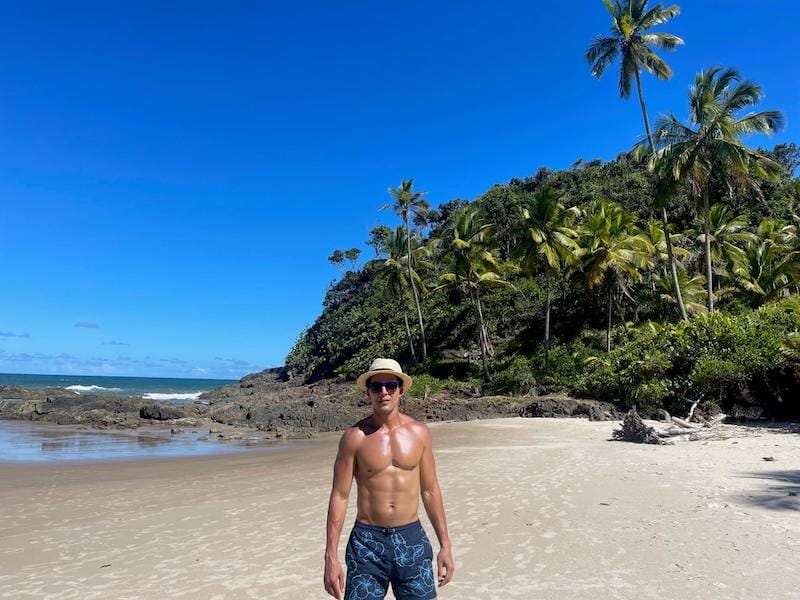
[352,415,425,527]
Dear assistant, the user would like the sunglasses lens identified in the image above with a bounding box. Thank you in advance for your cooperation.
[368,381,399,393]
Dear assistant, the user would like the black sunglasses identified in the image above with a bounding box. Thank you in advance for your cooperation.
[367,380,401,393]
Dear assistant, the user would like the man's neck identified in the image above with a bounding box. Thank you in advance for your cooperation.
[371,408,403,430]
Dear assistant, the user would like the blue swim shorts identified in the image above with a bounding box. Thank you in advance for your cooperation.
[344,520,436,600]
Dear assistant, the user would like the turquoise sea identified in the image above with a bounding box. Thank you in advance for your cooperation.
[0,372,236,402]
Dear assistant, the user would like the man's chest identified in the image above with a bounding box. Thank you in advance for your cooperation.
[355,430,424,474]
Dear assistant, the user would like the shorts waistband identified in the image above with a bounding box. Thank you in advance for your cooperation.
[353,519,421,535]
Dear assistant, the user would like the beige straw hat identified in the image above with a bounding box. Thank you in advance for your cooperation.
[356,358,413,391]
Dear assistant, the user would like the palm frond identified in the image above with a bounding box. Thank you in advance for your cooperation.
[638,3,681,29]
[586,36,620,77]
[618,50,636,98]
[635,45,671,79]
[639,32,684,50]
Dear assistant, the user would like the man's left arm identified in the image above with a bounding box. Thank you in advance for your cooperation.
[419,424,454,587]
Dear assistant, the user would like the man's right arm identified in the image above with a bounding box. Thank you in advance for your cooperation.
[324,428,358,600]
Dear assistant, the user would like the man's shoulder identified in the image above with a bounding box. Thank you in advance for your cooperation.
[400,414,431,437]
[340,417,373,442]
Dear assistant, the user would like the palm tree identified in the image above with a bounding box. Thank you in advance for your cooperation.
[436,208,510,380]
[580,200,655,351]
[377,226,430,364]
[734,218,799,305]
[693,203,756,287]
[586,0,688,320]
[513,186,581,367]
[656,270,706,314]
[384,179,431,361]
[651,67,785,313]
[643,218,690,275]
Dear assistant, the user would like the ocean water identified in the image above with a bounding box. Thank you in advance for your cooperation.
[0,373,237,403]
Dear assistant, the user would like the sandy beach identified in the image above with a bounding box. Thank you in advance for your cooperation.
[1,417,798,600]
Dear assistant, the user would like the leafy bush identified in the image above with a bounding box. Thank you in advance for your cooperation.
[490,356,536,395]
[576,299,800,416]
[406,374,465,398]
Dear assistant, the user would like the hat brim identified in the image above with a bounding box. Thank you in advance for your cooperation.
[356,370,413,392]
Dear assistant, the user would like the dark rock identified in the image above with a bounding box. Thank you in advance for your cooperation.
[520,397,620,420]
[588,405,614,422]
[139,404,185,420]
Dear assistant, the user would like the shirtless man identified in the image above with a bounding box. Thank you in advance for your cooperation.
[324,358,454,600]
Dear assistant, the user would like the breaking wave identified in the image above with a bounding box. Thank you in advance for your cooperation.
[66,385,123,393]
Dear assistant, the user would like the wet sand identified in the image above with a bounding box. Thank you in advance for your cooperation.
[0,421,276,463]
[1,417,799,599]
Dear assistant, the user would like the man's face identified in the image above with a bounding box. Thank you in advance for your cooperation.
[366,374,402,415]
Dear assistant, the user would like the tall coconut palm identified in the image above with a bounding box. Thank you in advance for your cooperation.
[378,226,430,365]
[384,179,431,361]
[586,0,688,320]
[436,208,510,380]
[513,186,581,367]
[651,67,785,313]
[580,200,655,351]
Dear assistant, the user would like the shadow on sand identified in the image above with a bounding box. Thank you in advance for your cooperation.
[735,470,800,512]
[726,420,800,434]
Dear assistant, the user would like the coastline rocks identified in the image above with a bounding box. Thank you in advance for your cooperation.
[139,403,186,420]
[0,374,623,436]
[520,397,620,421]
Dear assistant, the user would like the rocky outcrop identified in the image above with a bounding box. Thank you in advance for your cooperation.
[0,373,623,435]
[520,396,620,421]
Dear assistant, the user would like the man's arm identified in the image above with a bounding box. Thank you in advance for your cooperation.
[418,424,454,587]
[324,428,358,600]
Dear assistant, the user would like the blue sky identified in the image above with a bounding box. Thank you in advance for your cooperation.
[1,1,798,379]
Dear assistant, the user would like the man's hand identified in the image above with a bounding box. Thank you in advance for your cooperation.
[437,546,454,586]
[324,555,345,599]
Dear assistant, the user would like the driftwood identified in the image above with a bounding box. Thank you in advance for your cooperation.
[670,416,700,429]
[658,413,728,441]
[613,409,663,444]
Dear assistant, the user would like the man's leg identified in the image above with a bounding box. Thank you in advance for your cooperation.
[388,523,436,600]
[344,525,390,599]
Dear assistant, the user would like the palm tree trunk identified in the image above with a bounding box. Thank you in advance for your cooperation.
[606,283,614,353]
[403,309,417,365]
[661,207,689,320]
[544,287,551,369]
[471,289,492,381]
[635,67,688,321]
[474,286,494,357]
[405,215,428,361]
[703,186,714,314]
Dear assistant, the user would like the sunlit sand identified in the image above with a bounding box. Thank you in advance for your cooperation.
[1,418,798,599]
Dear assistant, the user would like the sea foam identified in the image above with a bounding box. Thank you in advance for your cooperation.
[143,392,202,401]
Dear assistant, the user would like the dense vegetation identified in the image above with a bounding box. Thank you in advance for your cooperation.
[286,1,800,419]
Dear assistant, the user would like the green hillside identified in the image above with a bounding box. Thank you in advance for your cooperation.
[287,144,800,419]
